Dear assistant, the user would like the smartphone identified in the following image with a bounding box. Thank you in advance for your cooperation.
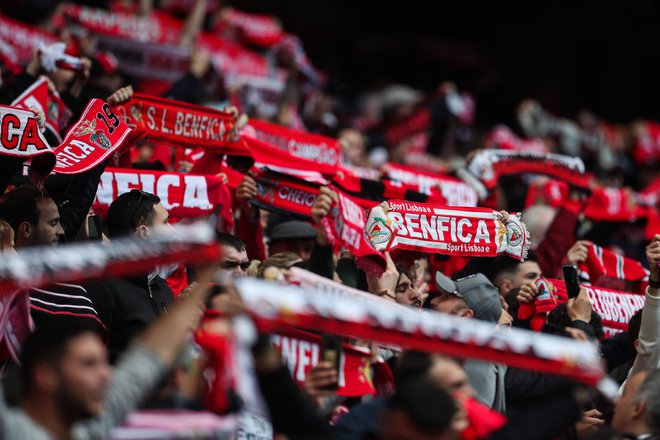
[563,264,580,299]
[319,334,343,391]
[88,214,102,241]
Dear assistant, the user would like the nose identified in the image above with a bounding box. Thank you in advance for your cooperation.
[408,287,421,306]
[234,266,247,277]
[56,222,64,236]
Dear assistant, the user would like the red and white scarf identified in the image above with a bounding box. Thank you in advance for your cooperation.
[252,170,321,219]
[236,276,605,385]
[365,200,530,260]
[633,121,660,164]
[578,243,649,287]
[0,15,57,64]
[62,4,182,44]
[382,162,478,207]
[112,94,252,163]
[52,99,141,175]
[485,125,548,154]
[583,187,651,222]
[94,167,231,220]
[466,149,592,190]
[0,223,220,293]
[519,278,645,337]
[213,8,285,48]
[272,329,375,397]
[243,119,342,168]
[11,77,73,143]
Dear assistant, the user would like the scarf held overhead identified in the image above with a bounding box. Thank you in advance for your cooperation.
[94,167,230,220]
[466,149,592,191]
[112,94,251,162]
[235,276,605,386]
[366,200,530,260]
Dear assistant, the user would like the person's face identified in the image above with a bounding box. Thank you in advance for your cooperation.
[32,198,64,246]
[138,203,173,238]
[498,309,513,326]
[611,371,648,432]
[270,238,314,261]
[429,294,472,318]
[395,273,422,309]
[512,261,542,289]
[220,245,250,277]
[56,333,112,419]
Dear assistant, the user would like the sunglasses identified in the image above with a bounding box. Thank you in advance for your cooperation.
[130,189,150,228]
[222,260,251,271]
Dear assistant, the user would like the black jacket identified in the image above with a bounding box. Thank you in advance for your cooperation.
[85,274,174,363]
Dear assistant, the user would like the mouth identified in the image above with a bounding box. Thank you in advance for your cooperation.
[411,299,422,309]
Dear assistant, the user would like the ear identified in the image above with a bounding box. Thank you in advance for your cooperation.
[33,364,58,394]
[500,278,513,295]
[18,221,32,240]
[460,309,474,319]
[635,339,639,351]
[631,399,647,420]
[135,224,150,240]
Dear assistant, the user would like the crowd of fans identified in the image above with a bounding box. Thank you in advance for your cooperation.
[0,1,659,439]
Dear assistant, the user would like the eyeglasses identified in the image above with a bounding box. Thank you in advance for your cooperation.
[222,260,251,271]
[130,189,150,228]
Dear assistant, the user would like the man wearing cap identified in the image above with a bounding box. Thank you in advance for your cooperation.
[268,218,319,261]
[425,271,512,412]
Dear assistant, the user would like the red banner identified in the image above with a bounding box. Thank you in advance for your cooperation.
[485,125,548,154]
[94,167,228,219]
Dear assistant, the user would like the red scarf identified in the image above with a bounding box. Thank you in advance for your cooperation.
[62,4,182,44]
[578,243,649,288]
[236,277,605,385]
[252,169,321,219]
[0,15,57,64]
[93,167,231,221]
[524,178,568,208]
[11,77,72,143]
[0,104,56,186]
[633,121,660,164]
[247,136,336,181]
[365,200,530,260]
[271,328,375,397]
[112,94,252,166]
[213,8,285,48]
[485,125,548,153]
[244,119,342,168]
[519,278,646,337]
[466,149,592,190]
[321,186,385,275]
[0,223,220,293]
[384,106,432,146]
[52,99,142,175]
[382,162,478,207]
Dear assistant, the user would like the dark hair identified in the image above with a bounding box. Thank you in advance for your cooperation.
[547,303,605,339]
[387,377,456,435]
[107,189,160,238]
[215,232,246,253]
[21,322,100,395]
[0,185,50,232]
[395,351,434,388]
[490,255,521,281]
